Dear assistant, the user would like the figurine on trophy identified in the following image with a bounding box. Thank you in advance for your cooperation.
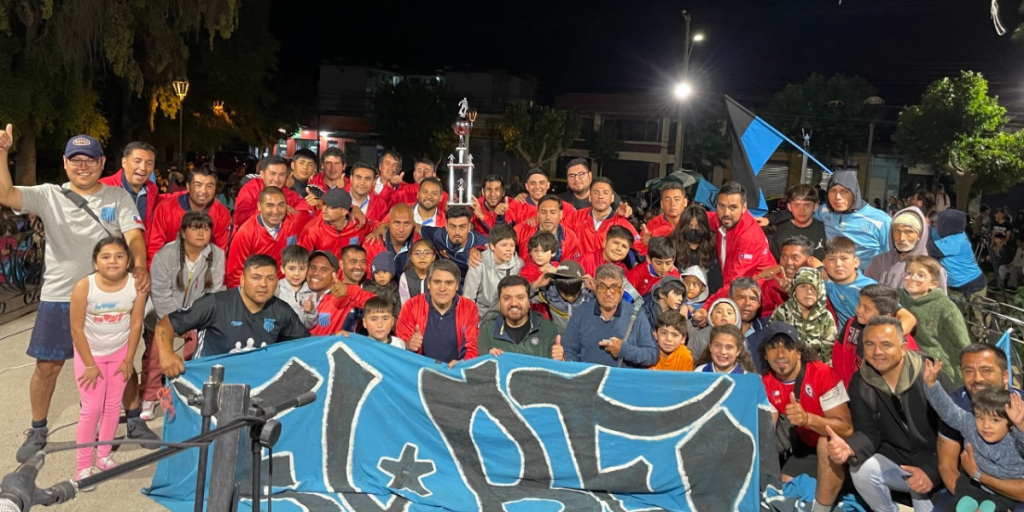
[446,97,476,206]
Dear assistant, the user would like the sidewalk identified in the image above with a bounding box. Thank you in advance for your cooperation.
[0,312,168,511]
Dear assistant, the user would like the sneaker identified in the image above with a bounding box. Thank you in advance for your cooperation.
[127,419,160,449]
[96,456,117,471]
[16,427,48,463]
[74,467,97,492]
[140,400,159,421]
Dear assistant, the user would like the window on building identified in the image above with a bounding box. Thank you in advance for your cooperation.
[604,118,660,143]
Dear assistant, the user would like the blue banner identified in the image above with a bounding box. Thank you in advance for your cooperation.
[145,335,774,512]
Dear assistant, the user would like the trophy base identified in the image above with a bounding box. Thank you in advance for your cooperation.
[446,201,474,207]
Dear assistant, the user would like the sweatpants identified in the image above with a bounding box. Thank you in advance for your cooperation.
[74,344,129,472]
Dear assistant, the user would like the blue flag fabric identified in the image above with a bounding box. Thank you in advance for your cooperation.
[726,96,834,216]
[144,335,775,512]
[996,329,1014,388]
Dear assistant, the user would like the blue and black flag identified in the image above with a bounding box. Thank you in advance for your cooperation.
[725,95,832,216]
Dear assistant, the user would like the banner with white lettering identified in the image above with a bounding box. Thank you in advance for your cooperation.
[145,335,775,511]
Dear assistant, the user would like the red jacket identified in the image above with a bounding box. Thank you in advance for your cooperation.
[562,207,641,256]
[577,250,627,278]
[504,197,575,226]
[297,213,370,256]
[514,224,582,263]
[832,317,920,387]
[99,169,159,234]
[396,294,479,360]
[706,211,776,296]
[626,263,681,297]
[233,177,314,228]
[146,192,231,263]
[471,196,505,234]
[390,181,448,207]
[636,213,677,256]
[307,172,345,192]
[225,213,306,288]
[309,285,376,336]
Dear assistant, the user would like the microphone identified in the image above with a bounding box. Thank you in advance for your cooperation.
[0,452,45,512]
[253,391,317,418]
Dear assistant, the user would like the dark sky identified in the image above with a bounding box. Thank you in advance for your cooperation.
[272,0,1024,111]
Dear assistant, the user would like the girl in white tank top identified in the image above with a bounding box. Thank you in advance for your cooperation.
[69,237,147,482]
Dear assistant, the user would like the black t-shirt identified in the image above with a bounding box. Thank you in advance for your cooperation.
[771,219,827,261]
[169,289,310,358]
[504,320,530,344]
[992,220,1012,240]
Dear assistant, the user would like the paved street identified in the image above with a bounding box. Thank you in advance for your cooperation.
[0,312,169,511]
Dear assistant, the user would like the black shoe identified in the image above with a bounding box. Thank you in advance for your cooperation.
[126,419,160,450]
[16,427,47,463]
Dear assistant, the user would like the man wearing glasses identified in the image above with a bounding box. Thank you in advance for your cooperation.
[0,127,153,462]
[561,263,657,368]
[561,158,596,210]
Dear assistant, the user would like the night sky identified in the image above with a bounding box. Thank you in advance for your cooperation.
[272,0,1024,111]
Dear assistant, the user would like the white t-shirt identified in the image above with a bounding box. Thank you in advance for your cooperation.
[83,273,137,356]
[16,184,142,302]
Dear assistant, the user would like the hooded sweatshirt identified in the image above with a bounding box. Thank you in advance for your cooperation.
[769,267,838,361]
[462,248,525,323]
[534,284,596,335]
[688,297,742,359]
[927,209,986,294]
[815,170,892,271]
[845,350,944,487]
[899,287,970,384]
[865,206,948,292]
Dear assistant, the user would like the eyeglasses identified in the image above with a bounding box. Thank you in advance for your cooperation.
[596,284,623,294]
[412,250,434,257]
[903,271,930,282]
[567,171,590,180]
[68,157,100,167]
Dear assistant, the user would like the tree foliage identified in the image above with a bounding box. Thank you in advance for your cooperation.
[764,73,879,162]
[499,101,581,170]
[893,71,1024,210]
[586,124,624,175]
[684,117,730,176]
[372,80,459,164]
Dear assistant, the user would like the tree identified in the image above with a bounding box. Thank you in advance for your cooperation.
[893,71,1024,211]
[684,117,730,177]
[764,73,879,185]
[372,80,459,164]
[586,124,623,175]
[0,0,240,184]
[499,101,581,170]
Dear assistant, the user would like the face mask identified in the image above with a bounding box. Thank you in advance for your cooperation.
[683,229,703,243]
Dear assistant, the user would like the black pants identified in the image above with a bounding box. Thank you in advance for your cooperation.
[943,472,1020,512]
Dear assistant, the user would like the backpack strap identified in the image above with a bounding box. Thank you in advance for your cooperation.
[59,187,114,238]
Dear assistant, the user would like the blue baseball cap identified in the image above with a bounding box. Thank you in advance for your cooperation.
[64,135,103,159]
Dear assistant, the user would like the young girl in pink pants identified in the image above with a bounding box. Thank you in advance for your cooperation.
[69,237,146,483]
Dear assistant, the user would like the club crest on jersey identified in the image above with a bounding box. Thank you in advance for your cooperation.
[101,206,116,223]
[804,384,814,399]
[318,313,331,328]
[286,235,297,246]
[263,317,276,332]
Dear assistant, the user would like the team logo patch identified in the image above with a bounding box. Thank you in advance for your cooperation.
[263,317,276,332]
[317,313,331,328]
[286,235,297,246]
[530,337,539,346]
[71,137,91,146]
[100,206,116,223]
[804,384,814,399]
[349,237,359,245]
[231,320,243,327]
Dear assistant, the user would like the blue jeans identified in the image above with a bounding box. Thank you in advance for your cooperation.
[851,453,933,512]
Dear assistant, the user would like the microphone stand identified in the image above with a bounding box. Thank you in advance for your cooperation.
[14,366,315,512]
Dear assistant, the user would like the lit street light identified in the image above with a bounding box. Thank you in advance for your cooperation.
[674,82,693,100]
[693,33,705,43]
[673,11,703,174]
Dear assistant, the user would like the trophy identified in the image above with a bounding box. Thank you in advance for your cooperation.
[447,98,476,206]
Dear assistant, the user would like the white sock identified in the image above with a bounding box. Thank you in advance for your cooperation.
[811,500,833,512]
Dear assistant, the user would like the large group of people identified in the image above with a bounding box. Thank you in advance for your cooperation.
[0,122,1022,512]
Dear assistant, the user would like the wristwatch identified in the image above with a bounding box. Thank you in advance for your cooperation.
[971,469,983,482]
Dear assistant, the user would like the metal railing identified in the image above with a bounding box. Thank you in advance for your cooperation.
[0,226,44,320]
[950,289,1024,388]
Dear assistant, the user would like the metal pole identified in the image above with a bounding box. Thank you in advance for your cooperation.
[866,121,875,176]
[178,108,184,173]
[673,11,691,174]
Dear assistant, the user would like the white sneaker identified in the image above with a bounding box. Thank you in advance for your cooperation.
[140,400,159,421]
[75,467,97,492]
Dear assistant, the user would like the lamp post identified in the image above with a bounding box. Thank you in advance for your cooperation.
[172,79,190,173]
[863,96,885,176]
[673,11,703,174]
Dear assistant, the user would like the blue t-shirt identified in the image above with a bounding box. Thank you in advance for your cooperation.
[825,272,877,327]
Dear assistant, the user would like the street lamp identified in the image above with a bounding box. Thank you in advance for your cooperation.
[673,11,703,175]
[172,79,190,173]
[864,96,885,175]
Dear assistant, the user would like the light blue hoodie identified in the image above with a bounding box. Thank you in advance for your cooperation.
[814,170,892,271]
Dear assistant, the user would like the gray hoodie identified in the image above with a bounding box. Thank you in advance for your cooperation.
[146,241,225,331]
[678,265,709,305]
[688,297,742,359]
[534,284,596,335]
[864,206,947,292]
[463,248,524,323]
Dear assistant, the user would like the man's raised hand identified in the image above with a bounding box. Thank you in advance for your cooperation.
[0,124,12,153]
[551,335,564,361]
[824,425,853,464]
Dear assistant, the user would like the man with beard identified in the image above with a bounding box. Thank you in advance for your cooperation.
[233,156,314,227]
[505,168,574,225]
[99,141,159,236]
[478,275,561,359]
[513,194,582,263]
[156,254,310,374]
[227,187,307,288]
[558,158,621,211]
[397,260,479,366]
[297,188,370,256]
[419,206,487,290]
[935,344,1024,507]
[389,157,448,206]
[364,203,417,273]
[412,177,446,228]
[638,182,687,256]
[346,162,390,222]
[865,206,947,291]
[708,182,776,291]
[307,249,375,336]
[469,174,510,233]
[561,177,639,256]
[146,165,231,261]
